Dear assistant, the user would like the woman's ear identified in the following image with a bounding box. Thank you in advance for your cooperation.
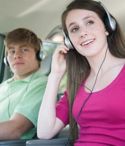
[105,31,109,36]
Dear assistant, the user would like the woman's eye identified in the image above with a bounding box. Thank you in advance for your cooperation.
[70,27,79,33]
[87,20,94,25]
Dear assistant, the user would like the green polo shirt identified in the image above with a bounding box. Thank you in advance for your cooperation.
[0,69,47,139]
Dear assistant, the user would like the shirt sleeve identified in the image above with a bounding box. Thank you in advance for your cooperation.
[56,91,69,125]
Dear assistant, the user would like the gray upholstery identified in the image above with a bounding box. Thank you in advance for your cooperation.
[26,137,71,146]
[0,140,26,146]
[26,126,72,146]
[40,41,60,76]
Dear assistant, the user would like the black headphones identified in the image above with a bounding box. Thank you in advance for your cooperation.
[64,1,116,50]
[4,44,44,66]
[36,50,44,61]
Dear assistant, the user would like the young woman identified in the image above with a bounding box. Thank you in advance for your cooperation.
[37,0,125,145]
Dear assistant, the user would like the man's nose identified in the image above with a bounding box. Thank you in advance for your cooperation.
[14,50,22,58]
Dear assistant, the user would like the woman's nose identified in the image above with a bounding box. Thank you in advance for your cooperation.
[80,33,87,38]
[80,27,88,38]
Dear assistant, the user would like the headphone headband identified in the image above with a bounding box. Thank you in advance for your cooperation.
[99,1,116,31]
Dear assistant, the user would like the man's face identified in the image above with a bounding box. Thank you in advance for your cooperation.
[7,43,39,79]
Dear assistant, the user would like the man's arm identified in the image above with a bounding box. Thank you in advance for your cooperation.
[0,113,33,140]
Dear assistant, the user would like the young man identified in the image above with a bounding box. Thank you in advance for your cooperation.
[0,28,47,140]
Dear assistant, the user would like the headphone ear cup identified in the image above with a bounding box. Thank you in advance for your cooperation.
[36,51,42,61]
[106,16,116,31]
[36,50,45,61]
[4,56,9,66]
[64,36,74,49]
[63,31,74,49]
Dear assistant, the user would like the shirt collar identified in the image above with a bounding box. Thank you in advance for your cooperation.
[7,68,43,83]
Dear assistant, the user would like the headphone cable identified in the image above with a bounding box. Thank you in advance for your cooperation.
[65,48,108,146]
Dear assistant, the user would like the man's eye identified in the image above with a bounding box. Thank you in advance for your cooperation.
[22,48,29,52]
[8,50,15,54]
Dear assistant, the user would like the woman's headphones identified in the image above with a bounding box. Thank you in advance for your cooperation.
[64,1,116,50]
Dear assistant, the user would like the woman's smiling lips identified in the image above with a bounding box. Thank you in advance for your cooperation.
[80,38,95,47]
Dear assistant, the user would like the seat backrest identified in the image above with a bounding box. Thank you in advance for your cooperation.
[40,40,60,76]
[57,125,70,138]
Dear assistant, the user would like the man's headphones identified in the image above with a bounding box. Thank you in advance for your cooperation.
[4,45,44,66]
[36,50,44,61]
[64,1,116,50]
[4,56,9,66]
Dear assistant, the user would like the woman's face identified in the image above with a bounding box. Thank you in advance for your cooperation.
[66,9,108,58]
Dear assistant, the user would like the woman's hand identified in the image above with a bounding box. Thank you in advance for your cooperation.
[51,45,69,77]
